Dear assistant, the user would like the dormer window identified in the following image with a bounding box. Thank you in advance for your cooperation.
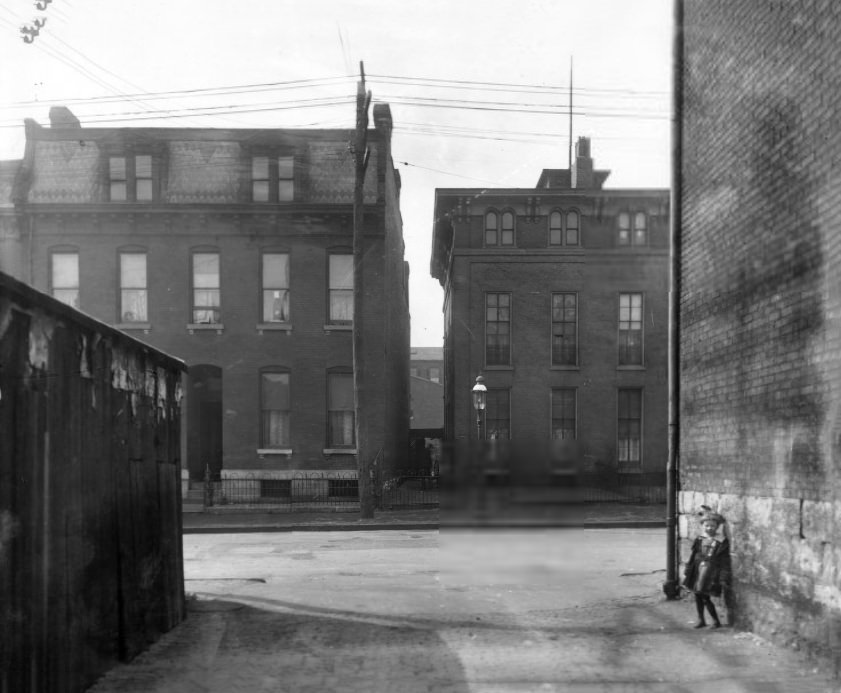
[108,154,156,202]
[252,155,295,202]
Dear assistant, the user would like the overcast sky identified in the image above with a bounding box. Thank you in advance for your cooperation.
[0,0,672,346]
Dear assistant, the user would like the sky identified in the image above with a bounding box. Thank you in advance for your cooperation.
[0,0,672,347]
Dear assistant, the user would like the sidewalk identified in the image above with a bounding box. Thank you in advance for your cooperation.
[182,500,667,533]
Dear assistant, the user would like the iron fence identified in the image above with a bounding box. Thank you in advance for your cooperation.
[379,470,440,509]
[204,472,361,512]
[196,468,442,511]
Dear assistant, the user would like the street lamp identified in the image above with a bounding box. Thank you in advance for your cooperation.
[471,375,487,440]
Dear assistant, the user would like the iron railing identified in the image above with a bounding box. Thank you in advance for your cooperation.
[380,470,440,509]
[203,471,361,511]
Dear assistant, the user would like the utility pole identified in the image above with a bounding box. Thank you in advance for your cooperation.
[352,62,375,518]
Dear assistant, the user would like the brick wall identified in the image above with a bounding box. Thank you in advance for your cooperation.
[680,0,841,668]
[439,192,669,479]
[28,208,403,476]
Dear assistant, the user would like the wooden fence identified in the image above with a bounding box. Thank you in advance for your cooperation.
[0,272,186,693]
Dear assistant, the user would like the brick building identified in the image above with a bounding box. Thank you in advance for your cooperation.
[431,139,669,487]
[410,346,443,383]
[678,0,841,667]
[1,105,410,494]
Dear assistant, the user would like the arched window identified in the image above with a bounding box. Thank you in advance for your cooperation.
[618,212,631,246]
[633,212,647,246]
[565,211,580,246]
[484,211,499,246]
[500,211,515,246]
[549,211,563,246]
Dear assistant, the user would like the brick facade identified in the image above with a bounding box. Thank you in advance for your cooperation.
[3,106,410,486]
[432,140,669,484]
[680,0,841,667]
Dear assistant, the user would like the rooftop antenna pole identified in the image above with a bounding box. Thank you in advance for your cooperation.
[568,55,574,170]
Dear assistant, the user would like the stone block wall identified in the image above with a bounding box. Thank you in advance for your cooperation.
[680,0,841,670]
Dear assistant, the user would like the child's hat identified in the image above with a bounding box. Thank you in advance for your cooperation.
[698,505,725,525]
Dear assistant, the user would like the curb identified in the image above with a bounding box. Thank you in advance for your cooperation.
[183,523,440,534]
[182,520,665,534]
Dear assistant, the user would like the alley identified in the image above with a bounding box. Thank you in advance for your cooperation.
[87,529,837,693]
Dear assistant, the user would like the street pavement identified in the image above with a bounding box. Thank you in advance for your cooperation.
[87,527,839,693]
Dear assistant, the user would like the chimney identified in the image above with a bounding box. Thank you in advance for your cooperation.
[49,106,80,128]
[571,136,594,188]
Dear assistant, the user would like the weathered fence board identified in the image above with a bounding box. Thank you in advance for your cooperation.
[0,272,186,693]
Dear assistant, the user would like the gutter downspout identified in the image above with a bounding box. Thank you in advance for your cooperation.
[663,0,684,600]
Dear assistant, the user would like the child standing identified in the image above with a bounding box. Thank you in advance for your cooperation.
[682,509,731,628]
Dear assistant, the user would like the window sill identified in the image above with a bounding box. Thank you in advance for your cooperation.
[616,365,646,371]
[187,323,225,334]
[257,448,293,456]
[483,365,513,371]
[257,323,292,334]
[550,365,579,371]
[323,324,352,332]
[115,322,151,334]
[323,448,357,455]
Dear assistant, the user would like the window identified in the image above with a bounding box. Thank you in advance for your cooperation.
[109,154,155,202]
[551,293,577,366]
[500,211,515,246]
[262,253,290,322]
[633,212,647,246]
[549,211,563,245]
[429,367,441,383]
[109,157,127,201]
[618,212,647,246]
[485,292,511,366]
[328,372,355,447]
[551,388,576,439]
[484,211,498,246]
[192,252,221,324]
[485,210,515,246]
[252,155,294,202]
[50,252,79,308]
[618,389,642,466]
[549,210,580,246]
[410,367,419,377]
[329,254,353,324]
[261,370,290,448]
[119,252,147,322]
[565,211,580,245]
[618,293,643,365]
[485,389,510,440]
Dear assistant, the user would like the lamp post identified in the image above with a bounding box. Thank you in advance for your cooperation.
[471,375,487,440]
